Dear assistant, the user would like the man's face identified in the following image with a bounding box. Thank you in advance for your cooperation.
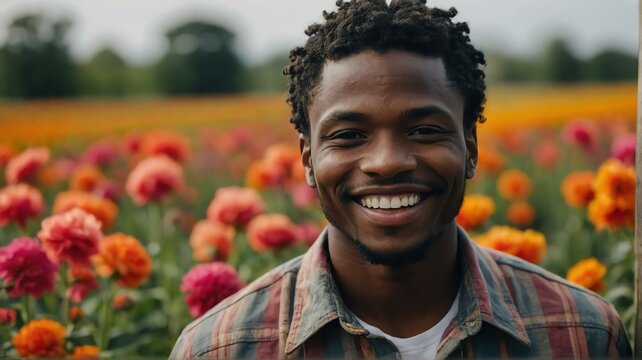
[301,50,477,265]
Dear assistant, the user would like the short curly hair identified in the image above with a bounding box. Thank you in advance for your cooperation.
[284,0,486,137]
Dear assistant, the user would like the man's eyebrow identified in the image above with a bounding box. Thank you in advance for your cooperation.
[320,111,370,126]
[399,105,454,121]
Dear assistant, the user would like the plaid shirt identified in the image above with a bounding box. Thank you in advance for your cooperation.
[171,227,632,359]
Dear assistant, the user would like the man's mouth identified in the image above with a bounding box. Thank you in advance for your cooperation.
[356,193,422,209]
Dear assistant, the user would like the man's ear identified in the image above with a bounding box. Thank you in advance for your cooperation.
[465,124,478,180]
[299,133,316,188]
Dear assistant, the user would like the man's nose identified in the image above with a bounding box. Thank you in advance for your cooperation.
[359,135,417,178]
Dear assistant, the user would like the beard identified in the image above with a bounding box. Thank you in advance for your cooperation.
[320,180,467,267]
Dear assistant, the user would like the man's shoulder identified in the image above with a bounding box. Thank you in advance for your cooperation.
[482,247,623,332]
[172,255,303,358]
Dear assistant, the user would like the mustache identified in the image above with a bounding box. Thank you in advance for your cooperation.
[341,173,446,195]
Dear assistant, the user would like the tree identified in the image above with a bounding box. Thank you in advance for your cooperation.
[542,39,581,83]
[156,21,244,95]
[583,50,637,82]
[78,47,129,97]
[0,14,76,98]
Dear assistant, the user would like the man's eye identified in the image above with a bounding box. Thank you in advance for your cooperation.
[330,130,365,140]
[409,126,443,136]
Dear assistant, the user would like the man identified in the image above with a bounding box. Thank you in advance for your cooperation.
[171,0,632,358]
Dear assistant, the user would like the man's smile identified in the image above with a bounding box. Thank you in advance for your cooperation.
[358,193,421,209]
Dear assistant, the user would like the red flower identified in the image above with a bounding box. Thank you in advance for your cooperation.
[563,120,597,154]
[207,187,264,227]
[68,266,100,303]
[126,155,184,205]
[113,294,134,311]
[181,262,244,317]
[290,183,318,208]
[139,130,191,163]
[0,307,16,326]
[0,238,58,298]
[38,208,103,266]
[247,214,299,252]
[296,221,323,246]
[5,147,50,184]
[0,184,45,228]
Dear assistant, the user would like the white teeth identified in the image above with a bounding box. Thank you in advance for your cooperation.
[358,194,422,209]
[401,197,408,206]
[379,197,390,209]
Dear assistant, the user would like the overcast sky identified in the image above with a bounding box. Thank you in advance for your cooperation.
[0,0,637,65]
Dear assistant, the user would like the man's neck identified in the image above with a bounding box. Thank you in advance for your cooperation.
[327,223,461,338]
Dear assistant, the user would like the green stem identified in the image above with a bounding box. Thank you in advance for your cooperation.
[60,262,69,326]
[22,296,31,323]
[98,282,116,350]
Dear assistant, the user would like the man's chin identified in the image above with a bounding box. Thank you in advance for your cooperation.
[352,235,435,267]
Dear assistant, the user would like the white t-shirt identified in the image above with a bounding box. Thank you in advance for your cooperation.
[355,291,460,360]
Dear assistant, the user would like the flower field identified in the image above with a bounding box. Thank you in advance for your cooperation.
[0,82,637,358]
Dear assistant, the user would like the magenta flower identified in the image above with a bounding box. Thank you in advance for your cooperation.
[0,238,58,298]
[563,120,597,154]
[181,262,244,317]
[611,134,636,167]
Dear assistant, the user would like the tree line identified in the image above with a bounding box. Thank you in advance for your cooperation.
[0,13,636,100]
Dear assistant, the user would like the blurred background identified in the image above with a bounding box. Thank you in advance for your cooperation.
[0,0,637,100]
[0,1,638,358]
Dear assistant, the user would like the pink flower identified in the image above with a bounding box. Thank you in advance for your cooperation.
[181,262,244,317]
[126,156,184,205]
[207,187,264,227]
[38,208,103,266]
[0,238,58,298]
[0,184,45,228]
[290,183,318,208]
[83,140,121,166]
[0,307,16,326]
[247,214,299,252]
[5,147,50,184]
[563,120,597,154]
[611,134,636,167]
[296,221,323,246]
[533,141,559,169]
[68,267,100,303]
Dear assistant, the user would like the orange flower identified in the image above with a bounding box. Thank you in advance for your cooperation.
[140,130,191,163]
[113,294,134,311]
[455,194,495,231]
[561,171,595,208]
[0,184,44,228]
[245,160,282,189]
[92,233,152,288]
[189,220,235,262]
[497,169,532,200]
[68,306,84,323]
[207,187,264,227]
[70,164,105,192]
[126,155,184,205]
[588,160,636,231]
[566,257,607,292]
[5,147,50,184]
[592,159,635,211]
[506,201,535,227]
[12,319,66,358]
[477,145,505,174]
[72,345,100,359]
[475,226,546,264]
[247,214,299,252]
[533,141,559,169]
[53,191,118,230]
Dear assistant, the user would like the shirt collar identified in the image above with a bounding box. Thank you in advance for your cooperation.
[284,226,531,354]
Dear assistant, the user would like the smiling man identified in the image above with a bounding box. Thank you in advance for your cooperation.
[171,1,631,359]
